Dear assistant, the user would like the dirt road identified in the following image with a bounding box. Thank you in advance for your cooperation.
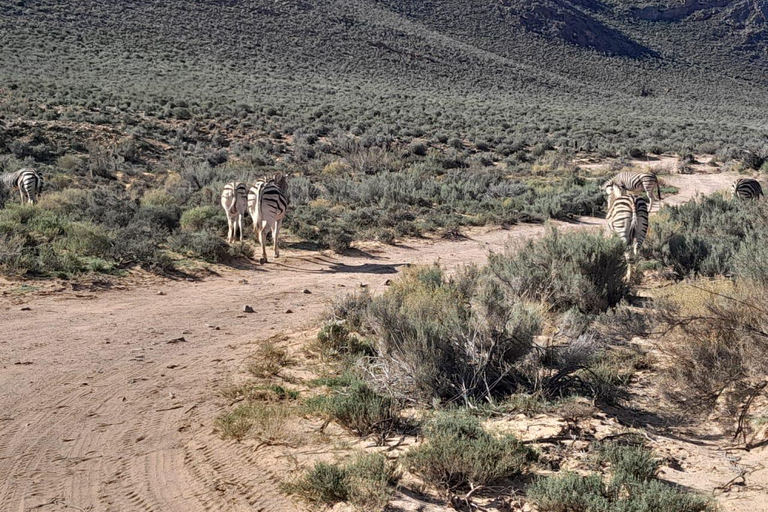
[0,173,740,512]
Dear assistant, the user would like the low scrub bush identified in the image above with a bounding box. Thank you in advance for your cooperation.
[528,443,713,512]
[306,380,400,438]
[168,231,229,262]
[646,196,768,278]
[315,320,371,356]
[403,411,536,491]
[367,264,542,402]
[487,228,629,314]
[179,205,227,233]
[285,452,399,510]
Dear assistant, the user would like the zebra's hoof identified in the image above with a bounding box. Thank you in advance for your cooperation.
[259,257,267,265]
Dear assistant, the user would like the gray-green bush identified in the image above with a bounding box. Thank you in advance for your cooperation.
[403,411,536,491]
[487,228,630,314]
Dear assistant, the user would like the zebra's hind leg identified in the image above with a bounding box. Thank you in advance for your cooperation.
[272,221,281,258]
[257,223,268,264]
[226,215,234,243]
[625,251,633,282]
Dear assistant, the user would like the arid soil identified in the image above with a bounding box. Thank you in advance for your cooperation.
[1,170,765,512]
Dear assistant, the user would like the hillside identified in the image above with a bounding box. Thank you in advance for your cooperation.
[1,0,767,151]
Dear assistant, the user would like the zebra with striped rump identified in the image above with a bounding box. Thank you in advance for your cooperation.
[1,168,43,204]
[221,181,248,243]
[731,178,763,200]
[602,171,661,211]
[248,173,288,264]
[605,186,649,281]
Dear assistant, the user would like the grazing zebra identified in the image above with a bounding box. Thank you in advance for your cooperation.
[221,181,249,243]
[606,189,649,281]
[602,171,661,211]
[1,168,43,204]
[731,178,763,200]
[248,173,288,264]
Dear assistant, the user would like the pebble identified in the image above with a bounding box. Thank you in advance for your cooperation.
[243,305,254,313]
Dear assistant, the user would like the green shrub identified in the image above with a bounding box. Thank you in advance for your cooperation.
[168,231,229,262]
[330,291,373,333]
[529,444,714,512]
[596,442,660,488]
[528,472,609,512]
[367,264,541,401]
[487,228,629,314]
[179,205,226,233]
[646,196,768,277]
[285,453,399,510]
[404,410,536,491]
[306,381,399,438]
[315,320,370,356]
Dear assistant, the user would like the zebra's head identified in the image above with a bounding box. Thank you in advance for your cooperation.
[601,179,625,197]
[272,172,288,193]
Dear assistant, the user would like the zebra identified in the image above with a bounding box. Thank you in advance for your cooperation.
[731,178,763,200]
[605,188,649,281]
[602,171,661,211]
[248,172,288,264]
[220,181,249,243]
[1,168,43,204]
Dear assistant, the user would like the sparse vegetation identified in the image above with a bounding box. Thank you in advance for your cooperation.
[215,402,295,444]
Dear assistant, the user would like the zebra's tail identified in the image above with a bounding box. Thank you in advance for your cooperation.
[656,179,662,201]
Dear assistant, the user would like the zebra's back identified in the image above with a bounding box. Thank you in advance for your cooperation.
[607,194,648,247]
[248,181,288,222]
[221,182,248,212]
[732,178,763,200]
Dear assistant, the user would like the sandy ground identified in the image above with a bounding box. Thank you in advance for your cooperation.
[1,170,763,512]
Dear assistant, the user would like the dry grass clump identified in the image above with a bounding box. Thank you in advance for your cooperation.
[247,341,290,378]
[215,402,297,444]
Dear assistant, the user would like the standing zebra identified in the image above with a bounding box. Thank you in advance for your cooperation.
[606,189,649,281]
[602,171,661,211]
[220,181,249,243]
[731,178,763,200]
[248,173,288,264]
[1,168,43,204]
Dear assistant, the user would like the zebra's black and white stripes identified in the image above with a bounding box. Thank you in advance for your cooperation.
[602,171,661,211]
[731,178,763,200]
[248,173,288,264]
[220,181,248,243]
[1,168,43,204]
[606,189,649,280]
